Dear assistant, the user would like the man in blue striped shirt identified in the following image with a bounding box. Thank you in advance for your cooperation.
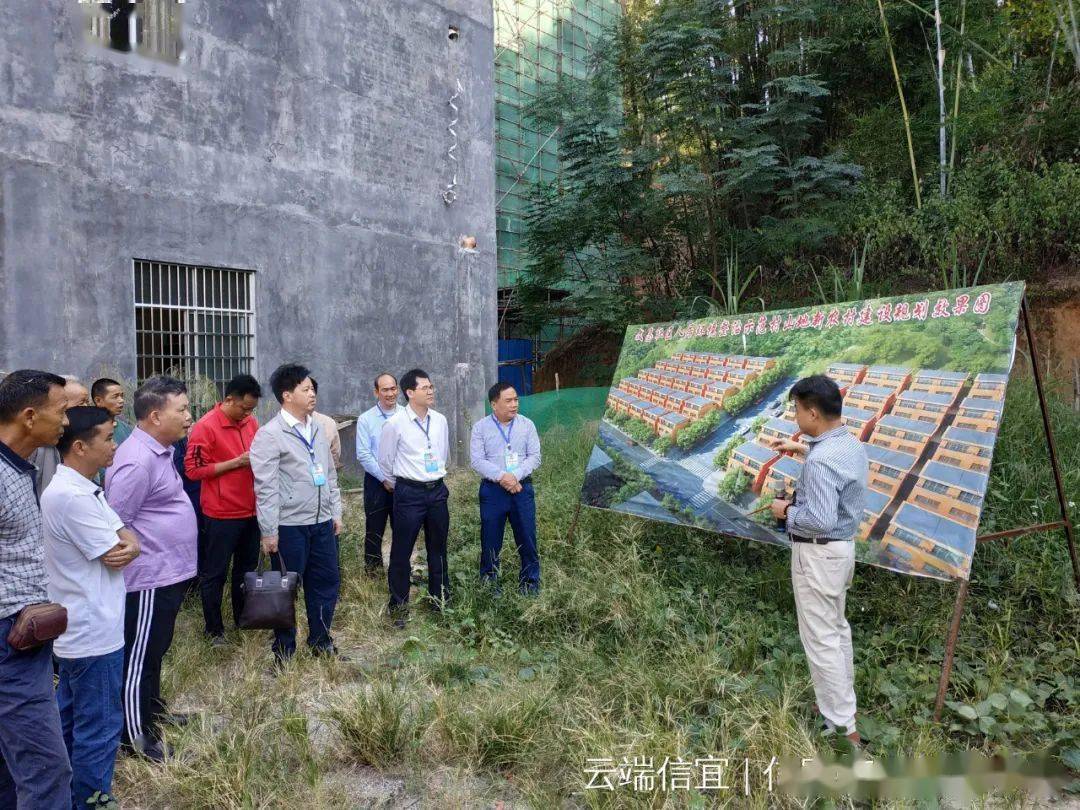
[769,375,868,747]
[469,383,542,594]
[355,373,404,574]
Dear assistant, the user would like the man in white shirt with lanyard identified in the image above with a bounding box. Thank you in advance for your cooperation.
[355,373,404,574]
[377,368,450,628]
[469,382,542,594]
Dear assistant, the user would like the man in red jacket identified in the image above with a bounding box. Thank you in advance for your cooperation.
[184,374,262,644]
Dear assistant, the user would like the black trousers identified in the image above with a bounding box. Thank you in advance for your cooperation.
[388,479,450,610]
[363,473,394,569]
[199,516,261,637]
[122,578,189,744]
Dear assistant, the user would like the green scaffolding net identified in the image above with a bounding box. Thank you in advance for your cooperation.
[510,386,609,435]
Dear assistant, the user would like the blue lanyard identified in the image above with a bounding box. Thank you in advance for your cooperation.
[291,424,317,460]
[492,415,514,448]
[413,415,432,448]
[376,405,394,421]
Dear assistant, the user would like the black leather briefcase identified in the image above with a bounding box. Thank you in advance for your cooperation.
[238,553,298,631]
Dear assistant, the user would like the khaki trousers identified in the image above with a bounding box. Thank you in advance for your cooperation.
[791,540,857,731]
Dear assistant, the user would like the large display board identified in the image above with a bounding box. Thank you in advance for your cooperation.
[580,283,1024,581]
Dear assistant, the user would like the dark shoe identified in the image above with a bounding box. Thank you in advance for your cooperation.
[209,635,228,648]
[158,711,190,728]
[389,608,408,629]
[126,734,169,763]
[364,562,383,577]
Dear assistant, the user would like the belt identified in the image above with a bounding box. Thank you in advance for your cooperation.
[791,535,851,545]
[483,476,532,486]
[397,477,444,490]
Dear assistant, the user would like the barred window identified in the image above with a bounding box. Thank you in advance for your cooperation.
[134,260,255,397]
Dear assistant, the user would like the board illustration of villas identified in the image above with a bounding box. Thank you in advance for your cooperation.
[580,282,1023,581]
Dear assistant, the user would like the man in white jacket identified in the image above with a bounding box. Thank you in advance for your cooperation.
[250,363,343,664]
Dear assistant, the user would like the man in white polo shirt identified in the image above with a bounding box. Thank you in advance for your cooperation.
[42,407,140,810]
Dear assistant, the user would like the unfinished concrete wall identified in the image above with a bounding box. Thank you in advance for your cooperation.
[0,0,496,460]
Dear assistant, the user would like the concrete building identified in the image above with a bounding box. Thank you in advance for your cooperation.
[1,0,497,462]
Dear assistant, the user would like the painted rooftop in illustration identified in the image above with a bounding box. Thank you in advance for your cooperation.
[864,488,892,515]
[960,397,1005,413]
[974,373,1009,384]
[877,414,937,436]
[892,502,977,554]
[764,417,799,434]
[866,365,912,376]
[864,443,917,471]
[942,426,994,447]
[735,440,778,464]
[849,384,897,397]
[842,405,878,422]
[897,390,954,405]
[771,455,803,479]
[828,362,865,371]
[919,461,989,493]
[914,369,969,382]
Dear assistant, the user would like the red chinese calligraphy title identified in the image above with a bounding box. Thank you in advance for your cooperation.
[632,291,992,344]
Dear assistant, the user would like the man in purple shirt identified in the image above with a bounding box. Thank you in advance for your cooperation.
[105,376,196,762]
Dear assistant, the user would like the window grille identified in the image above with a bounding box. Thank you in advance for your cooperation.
[133,260,255,398]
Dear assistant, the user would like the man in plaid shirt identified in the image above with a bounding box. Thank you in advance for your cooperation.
[0,370,73,807]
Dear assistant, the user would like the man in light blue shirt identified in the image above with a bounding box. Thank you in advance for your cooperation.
[355,373,404,574]
[469,382,542,594]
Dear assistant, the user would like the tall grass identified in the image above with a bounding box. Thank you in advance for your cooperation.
[114,379,1080,807]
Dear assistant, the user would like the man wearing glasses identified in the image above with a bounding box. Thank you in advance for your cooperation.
[377,369,450,628]
[354,373,404,575]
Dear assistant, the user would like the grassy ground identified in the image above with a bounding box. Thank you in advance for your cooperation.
[114,379,1080,808]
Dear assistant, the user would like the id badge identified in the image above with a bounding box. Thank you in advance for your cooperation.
[504,449,520,474]
[423,451,439,474]
[311,463,327,487]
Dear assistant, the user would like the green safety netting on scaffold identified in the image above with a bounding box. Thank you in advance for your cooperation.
[501,386,609,435]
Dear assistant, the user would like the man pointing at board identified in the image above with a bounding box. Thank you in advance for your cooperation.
[768,375,868,748]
